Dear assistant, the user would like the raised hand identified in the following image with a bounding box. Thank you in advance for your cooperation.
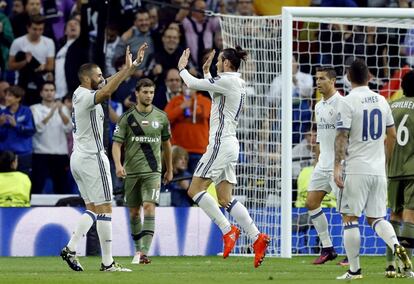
[125,45,133,69]
[133,42,148,67]
[178,48,191,71]
[203,49,215,74]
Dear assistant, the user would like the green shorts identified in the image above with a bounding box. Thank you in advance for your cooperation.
[388,179,414,213]
[124,173,161,207]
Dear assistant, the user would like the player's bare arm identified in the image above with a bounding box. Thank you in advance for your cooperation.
[203,50,215,75]
[95,44,148,104]
[112,141,126,178]
[385,126,396,164]
[162,139,173,184]
[334,129,349,189]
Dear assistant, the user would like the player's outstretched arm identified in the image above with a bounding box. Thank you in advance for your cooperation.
[178,48,228,94]
[95,44,148,104]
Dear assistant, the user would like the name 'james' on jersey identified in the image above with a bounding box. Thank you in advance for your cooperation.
[336,86,394,176]
[112,107,170,175]
[71,86,105,154]
[388,97,414,179]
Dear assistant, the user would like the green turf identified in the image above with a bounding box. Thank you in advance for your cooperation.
[0,256,411,283]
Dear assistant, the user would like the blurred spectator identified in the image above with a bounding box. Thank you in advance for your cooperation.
[0,80,9,109]
[182,0,220,70]
[320,0,358,6]
[114,8,154,78]
[292,130,316,182]
[146,27,197,84]
[153,68,183,110]
[0,86,35,175]
[11,0,24,16]
[269,55,312,145]
[168,145,193,207]
[10,0,55,41]
[148,4,159,31]
[107,0,141,34]
[104,24,121,77]
[55,17,88,99]
[51,0,77,41]
[0,150,31,207]
[0,10,14,79]
[30,82,72,194]
[164,85,211,173]
[158,0,190,31]
[112,55,139,110]
[8,15,55,105]
[236,0,256,16]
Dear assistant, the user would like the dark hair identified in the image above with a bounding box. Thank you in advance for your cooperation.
[135,8,149,19]
[348,58,369,85]
[135,78,155,92]
[316,66,337,80]
[222,46,247,71]
[41,81,55,91]
[0,151,16,172]
[78,63,99,82]
[402,70,414,98]
[27,14,45,27]
[6,85,25,99]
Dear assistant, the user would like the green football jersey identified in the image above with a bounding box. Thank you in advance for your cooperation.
[113,106,171,176]
[388,97,414,179]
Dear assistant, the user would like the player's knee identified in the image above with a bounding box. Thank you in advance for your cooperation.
[217,197,229,208]
[129,207,140,219]
[305,199,318,210]
[142,202,155,215]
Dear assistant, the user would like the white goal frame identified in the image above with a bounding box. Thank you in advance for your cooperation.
[280,7,414,258]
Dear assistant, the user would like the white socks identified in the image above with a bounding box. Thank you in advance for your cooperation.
[343,221,361,273]
[67,210,96,252]
[193,191,231,235]
[372,219,399,253]
[309,207,333,248]
[97,213,114,266]
[226,199,260,242]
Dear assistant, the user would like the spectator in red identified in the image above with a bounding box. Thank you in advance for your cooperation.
[164,84,211,174]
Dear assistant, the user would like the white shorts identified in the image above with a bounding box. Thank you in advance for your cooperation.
[337,174,387,218]
[70,151,113,205]
[308,168,338,194]
[193,139,239,185]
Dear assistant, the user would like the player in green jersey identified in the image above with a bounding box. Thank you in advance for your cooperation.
[112,78,173,264]
[385,70,414,278]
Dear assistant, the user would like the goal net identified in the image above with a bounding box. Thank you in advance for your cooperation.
[219,8,414,257]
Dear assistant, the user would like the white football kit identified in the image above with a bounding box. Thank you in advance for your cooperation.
[336,86,394,217]
[180,69,245,184]
[70,86,112,204]
[308,92,342,193]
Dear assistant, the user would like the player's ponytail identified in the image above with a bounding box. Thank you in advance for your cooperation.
[222,46,248,71]
[235,46,248,62]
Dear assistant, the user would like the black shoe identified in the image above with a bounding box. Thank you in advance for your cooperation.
[60,246,83,271]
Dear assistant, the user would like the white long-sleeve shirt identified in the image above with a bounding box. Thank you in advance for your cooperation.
[31,103,72,154]
[180,69,246,144]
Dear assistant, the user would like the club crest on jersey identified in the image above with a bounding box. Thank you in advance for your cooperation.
[152,121,160,129]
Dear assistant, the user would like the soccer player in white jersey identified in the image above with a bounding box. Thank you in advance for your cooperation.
[306,67,341,265]
[177,47,270,268]
[334,59,412,280]
[60,43,147,272]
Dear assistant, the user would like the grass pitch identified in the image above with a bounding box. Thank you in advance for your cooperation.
[0,255,411,284]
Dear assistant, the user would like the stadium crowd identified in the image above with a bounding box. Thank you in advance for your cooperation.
[0,0,413,207]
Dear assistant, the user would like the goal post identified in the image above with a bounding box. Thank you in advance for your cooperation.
[218,7,414,258]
